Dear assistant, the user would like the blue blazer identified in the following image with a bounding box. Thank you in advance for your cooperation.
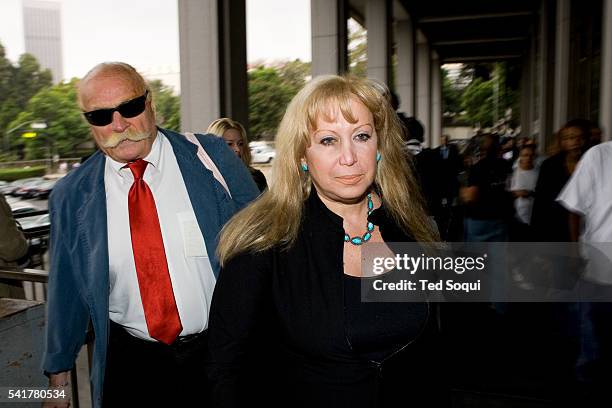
[43,128,259,407]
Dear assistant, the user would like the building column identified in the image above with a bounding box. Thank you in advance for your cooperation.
[218,0,249,130]
[529,30,538,137]
[430,52,442,148]
[366,0,392,85]
[537,0,555,149]
[178,0,248,133]
[179,0,220,133]
[520,41,534,138]
[396,18,415,116]
[415,30,431,145]
[311,0,348,76]
[553,0,571,131]
[600,0,612,141]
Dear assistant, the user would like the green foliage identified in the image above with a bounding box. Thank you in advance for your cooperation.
[0,44,53,139]
[460,78,495,127]
[278,60,310,92]
[0,166,46,181]
[348,21,367,78]
[8,79,91,160]
[10,54,53,107]
[249,67,294,140]
[248,60,309,140]
[456,62,520,128]
[149,79,180,132]
[442,68,462,115]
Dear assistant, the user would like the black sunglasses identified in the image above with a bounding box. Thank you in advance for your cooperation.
[83,90,149,126]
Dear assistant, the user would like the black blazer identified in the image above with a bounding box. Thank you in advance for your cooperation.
[208,191,445,408]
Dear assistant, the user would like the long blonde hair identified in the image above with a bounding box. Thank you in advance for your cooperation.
[207,117,252,167]
[217,75,438,265]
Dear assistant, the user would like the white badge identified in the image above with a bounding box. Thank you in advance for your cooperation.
[177,211,208,258]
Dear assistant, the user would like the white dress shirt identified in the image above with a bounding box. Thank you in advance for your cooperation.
[558,141,612,284]
[105,131,216,341]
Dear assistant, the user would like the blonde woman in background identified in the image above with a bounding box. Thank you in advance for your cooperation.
[208,75,445,408]
[207,118,268,192]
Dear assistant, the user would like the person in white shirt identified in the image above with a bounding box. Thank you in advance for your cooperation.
[510,145,539,228]
[43,62,259,408]
[512,137,546,170]
[558,140,612,400]
[558,141,612,282]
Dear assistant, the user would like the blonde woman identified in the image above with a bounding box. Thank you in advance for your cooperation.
[207,118,268,192]
[208,76,443,407]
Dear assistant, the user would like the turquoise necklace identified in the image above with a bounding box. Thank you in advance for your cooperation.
[344,193,375,246]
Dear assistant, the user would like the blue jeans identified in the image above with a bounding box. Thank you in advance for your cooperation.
[464,218,508,243]
[464,218,508,311]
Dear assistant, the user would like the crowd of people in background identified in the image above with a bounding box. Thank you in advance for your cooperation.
[396,107,609,405]
[399,115,603,246]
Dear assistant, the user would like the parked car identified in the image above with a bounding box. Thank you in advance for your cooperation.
[17,212,51,262]
[251,146,276,164]
[14,179,49,198]
[18,213,50,230]
[0,178,36,195]
[0,181,14,195]
[249,141,268,149]
[27,179,57,199]
[10,203,39,217]
[8,177,46,197]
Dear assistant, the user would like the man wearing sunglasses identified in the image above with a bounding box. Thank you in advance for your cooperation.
[42,62,259,408]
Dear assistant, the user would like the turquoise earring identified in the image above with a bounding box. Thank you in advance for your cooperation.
[376,151,381,162]
[301,163,308,171]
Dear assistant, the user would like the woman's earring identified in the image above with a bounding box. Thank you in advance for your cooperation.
[376,152,381,162]
[301,163,308,172]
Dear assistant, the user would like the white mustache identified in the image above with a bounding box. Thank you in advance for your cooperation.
[101,131,150,148]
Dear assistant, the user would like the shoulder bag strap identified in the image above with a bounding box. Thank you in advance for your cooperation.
[184,132,232,198]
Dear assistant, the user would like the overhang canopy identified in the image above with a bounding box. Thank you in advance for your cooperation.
[350,0,538,63]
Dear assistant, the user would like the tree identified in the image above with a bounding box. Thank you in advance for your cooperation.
[442,68,462,115]
[0,41,53,156]
[457,62,521,128]
[460,77,495,127]
[10,54,53,108]
[8,79,91,159]
[148,79,180,132]
[348,20,367,77]
[0,44,13,104]
[278,59,310,92]
[248,61,310,141]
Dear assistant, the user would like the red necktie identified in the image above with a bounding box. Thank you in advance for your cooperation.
[126,159,182,344]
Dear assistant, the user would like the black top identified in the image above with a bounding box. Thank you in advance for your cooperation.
[248,167,268,192]
[208,191,441,408]
[531,153,573,241]
[410,149,444,216]
[343,274,420,364]
[466,155,513,220]
[434,144,462,202]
